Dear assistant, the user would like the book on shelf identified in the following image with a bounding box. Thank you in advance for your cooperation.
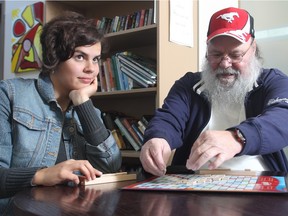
[121,117,143,147]
[134,11,141,28]
[98,60,107,92]
[114,117,141,151]
[98,52,157,91]
[116,52,157,79]
[98,17,113,34]
[137,119,147,134]
[137,115,153,135]
[102,59,113,92]
[106,58,116,91]
[111,55,128,90]
[102,112,126,149]
[143,8,149,26]
[114,55,131,90]
[131,123,144,143]
[119,64,153,88]
[111,15,119,32]
[141,115,153,127]
[115,52,157,88]
[112,130,126,149]
[128,53,157,77]
[147,7,154,25]
[95,7,154,34]
[139,9,146,27]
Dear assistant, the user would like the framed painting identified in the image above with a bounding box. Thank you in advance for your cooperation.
[11,1,43,73]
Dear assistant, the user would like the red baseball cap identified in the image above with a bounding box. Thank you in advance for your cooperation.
[207,7,255,43]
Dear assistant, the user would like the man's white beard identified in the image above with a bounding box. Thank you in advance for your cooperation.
[201,55,262,110]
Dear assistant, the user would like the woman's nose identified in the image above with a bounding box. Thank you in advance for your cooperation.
[83,60,96,73]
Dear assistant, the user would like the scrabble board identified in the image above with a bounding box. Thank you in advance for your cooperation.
[122,174,288,193]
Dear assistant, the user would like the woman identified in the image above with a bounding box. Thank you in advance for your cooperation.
[0,11,122,198]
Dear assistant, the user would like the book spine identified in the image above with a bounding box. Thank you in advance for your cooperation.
[112,55,124,90]
[114,55,129,90]
[119,65,149,88]
[125,53,157,77]
[120,61,156,85]
[116,52,156,87]
[114,118,141,151]
[98,60,107,92]
[121,118,142,146]
[137,120,147,134]
[102,112,114,130]
[119,16,127,31]
[117,53,157,80]
[144,9,149,26]
[147,8,153,25]
[139,9,145,27]
[131,123,144,143]
[112,15,119,32]
[110,56,121,90]
[102,112,125,149]
[141,116,149,127]
[134,11,141,28]
[111,129,125,149]
[106,58,116,91]
[102,60,111,91]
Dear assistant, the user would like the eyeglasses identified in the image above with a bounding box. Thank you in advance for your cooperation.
[206,39,254,64]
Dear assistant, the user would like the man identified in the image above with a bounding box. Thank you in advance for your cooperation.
[140,7,288,176]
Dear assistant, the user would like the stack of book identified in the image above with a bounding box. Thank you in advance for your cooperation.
[98,52,157,92]
[116,52,157,88]
[102,112,152,151]
[95,7,154,34]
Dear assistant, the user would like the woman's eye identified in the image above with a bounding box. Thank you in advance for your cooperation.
[93,56,101,63]
[75,55,84,60]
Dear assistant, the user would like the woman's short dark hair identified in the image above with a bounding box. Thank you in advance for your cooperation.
[40,11,107,75]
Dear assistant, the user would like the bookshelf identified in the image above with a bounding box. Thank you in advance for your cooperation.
[45,0,198,162]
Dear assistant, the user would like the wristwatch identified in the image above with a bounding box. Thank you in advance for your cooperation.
[232,128,246,146]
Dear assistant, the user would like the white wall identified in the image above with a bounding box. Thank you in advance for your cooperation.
[198,0,238,70]
[3,0,42,80]
[240,0,288,74]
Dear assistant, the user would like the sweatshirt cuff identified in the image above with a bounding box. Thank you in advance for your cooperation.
[74,100,109,145]
[5,167,41,193]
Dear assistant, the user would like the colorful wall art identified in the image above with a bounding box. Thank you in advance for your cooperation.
[11,1,43,73]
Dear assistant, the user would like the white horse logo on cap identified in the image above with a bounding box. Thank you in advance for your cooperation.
[216,12,239,23]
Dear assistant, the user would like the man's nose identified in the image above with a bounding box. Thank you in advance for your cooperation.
[219,56,233,69]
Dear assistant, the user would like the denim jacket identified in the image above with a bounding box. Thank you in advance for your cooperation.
[0,74,121,174]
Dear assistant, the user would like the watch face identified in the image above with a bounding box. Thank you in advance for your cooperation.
[236,129,246,143]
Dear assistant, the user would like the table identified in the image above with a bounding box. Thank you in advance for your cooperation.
[12,172,288,216]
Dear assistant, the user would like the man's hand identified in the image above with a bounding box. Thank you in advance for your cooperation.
[186,130,243,170]
[32,159,102,186]
[140,138,172,176]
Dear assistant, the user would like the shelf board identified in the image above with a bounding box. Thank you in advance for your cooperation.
[105,24,156,38]
[105,24,157,52]
[121,150,140,158]
[93,87,157,98]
